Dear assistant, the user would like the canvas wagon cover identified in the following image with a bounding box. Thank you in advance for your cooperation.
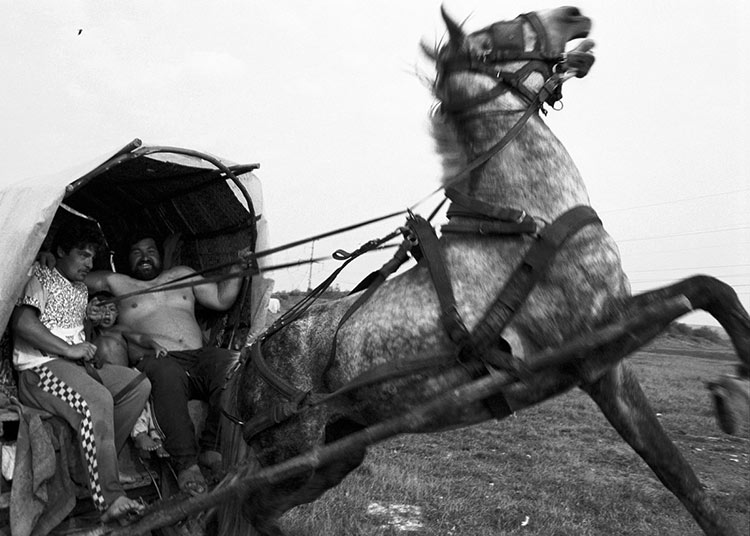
[0,140,269,335]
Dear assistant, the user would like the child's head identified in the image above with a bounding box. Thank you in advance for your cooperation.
[89,290,118,328]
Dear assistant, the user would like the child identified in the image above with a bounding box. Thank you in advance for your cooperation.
[87,291,169,458]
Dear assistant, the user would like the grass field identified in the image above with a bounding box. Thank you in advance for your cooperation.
[269,332,749,535]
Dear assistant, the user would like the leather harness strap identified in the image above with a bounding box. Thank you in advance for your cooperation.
[408,214,471,346]
[238,206,602,439]
[439,12,564,113]
[456,205,602,416]
[325,239,412,373]
[462,205,602,361]
[445,186,527,221]
[442,187,540,236]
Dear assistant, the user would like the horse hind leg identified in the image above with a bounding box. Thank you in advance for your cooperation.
[243,417,367,536]
[582,365,741,536]
[276,417,368,511]
[628,275,750,369]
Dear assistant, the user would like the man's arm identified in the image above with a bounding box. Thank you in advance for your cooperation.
[192,253,249,311]
[192,270,242,311]
[85,270,115,293]
[11,306,97,361]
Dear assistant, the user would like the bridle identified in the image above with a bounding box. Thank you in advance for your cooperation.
[433,12,593,197]
[437,11,568,114]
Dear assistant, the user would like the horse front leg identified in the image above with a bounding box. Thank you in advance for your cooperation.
[582,363,740,536]
[627,275,750,370]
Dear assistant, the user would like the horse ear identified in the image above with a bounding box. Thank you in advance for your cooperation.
[441,5,465,47]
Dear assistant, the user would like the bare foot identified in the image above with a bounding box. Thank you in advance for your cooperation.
[154,442,170,458]
[133,432,160,452]
[101,495,144,524]
[177,464,207,497]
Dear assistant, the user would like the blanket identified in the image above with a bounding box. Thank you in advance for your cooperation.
[2,394,79,536]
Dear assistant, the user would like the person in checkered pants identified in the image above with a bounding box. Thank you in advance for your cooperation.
[11,223,150,523]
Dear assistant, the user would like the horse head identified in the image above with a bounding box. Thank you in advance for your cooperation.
[435,6,595,110]
[427,6,597,219]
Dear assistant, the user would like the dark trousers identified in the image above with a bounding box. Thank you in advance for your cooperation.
[136,347,238,471]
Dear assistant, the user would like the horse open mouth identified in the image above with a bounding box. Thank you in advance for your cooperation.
[560,7,592,39]
[571,25,591,40]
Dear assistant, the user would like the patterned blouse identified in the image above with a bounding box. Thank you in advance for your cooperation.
[13,264,88,370]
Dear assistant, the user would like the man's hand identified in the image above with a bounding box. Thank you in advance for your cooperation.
[86,298,104,325]
[65,342,98,362]
[37,251,56,268]
[150,342,169,359]
[237,247,257,272]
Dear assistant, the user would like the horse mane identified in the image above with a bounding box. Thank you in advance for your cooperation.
[419,38,470,187]
[429,110,469,187]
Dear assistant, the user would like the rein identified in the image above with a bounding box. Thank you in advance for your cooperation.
[227,18,600,437]
[94,256,330,306]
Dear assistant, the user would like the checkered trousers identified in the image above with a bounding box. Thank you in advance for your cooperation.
[33,365,106,511]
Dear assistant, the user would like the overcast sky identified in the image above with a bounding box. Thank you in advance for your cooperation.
[2,1,748,327]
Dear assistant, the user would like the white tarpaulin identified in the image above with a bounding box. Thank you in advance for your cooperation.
[0,148,125,333]
[0,141,269,335]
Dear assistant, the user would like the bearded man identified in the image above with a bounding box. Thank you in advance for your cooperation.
[85,232,248,496]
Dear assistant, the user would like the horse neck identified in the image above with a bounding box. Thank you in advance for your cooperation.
[437,77,591,221]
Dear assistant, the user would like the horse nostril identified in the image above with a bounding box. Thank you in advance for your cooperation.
[562,7,582,18]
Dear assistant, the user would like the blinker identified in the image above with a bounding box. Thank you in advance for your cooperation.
[438,11,567,111]
[478,12,556,63]
[485,21,525,55]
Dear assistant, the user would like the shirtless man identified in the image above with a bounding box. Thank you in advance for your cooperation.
[85,232,248,495]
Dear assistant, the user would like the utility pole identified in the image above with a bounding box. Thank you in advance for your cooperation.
[307,240,315,291]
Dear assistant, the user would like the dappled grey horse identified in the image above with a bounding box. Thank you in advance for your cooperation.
[216,7,750,536]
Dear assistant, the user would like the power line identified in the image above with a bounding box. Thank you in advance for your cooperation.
[617,225,750,243]
[617,241,750,255]
[628,279,750,287]
[626,263,750,273]
[600,187,750,214]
